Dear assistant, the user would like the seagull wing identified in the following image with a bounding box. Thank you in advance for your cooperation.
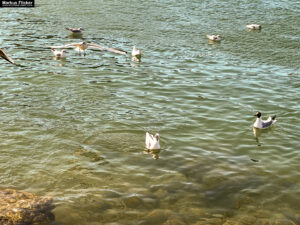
[0,48,15,64]
[88,43,127,55]
[146,132,154,149]
[262,120,273,128]
[49,43,82,49]
[262,116,276,128]
[66,28,83,33]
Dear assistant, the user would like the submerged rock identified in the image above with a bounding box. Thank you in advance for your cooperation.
[274,219,296,225]
[194,218,223,225]
[122,195,143,208]
[139,209,173,225]
[163,214,186,225]
[0,188,55,225]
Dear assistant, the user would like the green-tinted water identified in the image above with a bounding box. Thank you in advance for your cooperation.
[1,0,300,224]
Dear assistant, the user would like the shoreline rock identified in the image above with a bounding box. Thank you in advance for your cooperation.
[0,188,55,225]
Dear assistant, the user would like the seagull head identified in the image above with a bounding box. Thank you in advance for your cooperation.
[155,133,160,141]
[254,111,261,118]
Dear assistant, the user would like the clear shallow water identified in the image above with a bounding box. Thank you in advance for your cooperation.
[1,0,300,224]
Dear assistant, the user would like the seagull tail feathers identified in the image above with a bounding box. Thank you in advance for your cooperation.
[272,115,277,124]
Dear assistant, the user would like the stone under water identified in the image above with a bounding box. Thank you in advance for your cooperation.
[0,188,55,225]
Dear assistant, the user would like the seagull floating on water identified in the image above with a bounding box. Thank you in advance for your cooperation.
[145,132,160,150]
[253,111,276,129]
[131,46,142,62]
[49,41,127,56]
[66,27,84,34]
[0,48,15,64]
[51,48,67,58]
[206,34,222,41]
[246,24,262,30]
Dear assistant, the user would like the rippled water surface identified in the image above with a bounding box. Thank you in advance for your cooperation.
[1,0,300,224]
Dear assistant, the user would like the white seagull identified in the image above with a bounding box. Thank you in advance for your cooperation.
[49,41,127,56]
[0,48,15,64]
[145,132,160,150]
[66,27,84,34]
[131,46,142,62]
[51,48,67,58]
[253,111,276,129]
[206,34,222,41]
[246,24,262,30]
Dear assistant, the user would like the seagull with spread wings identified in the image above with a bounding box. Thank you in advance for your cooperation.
[0,48,15,64]
[49,41,127,56]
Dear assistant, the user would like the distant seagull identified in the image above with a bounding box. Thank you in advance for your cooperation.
[206,34,222,41]
[131,46,142,62]
[49,41,127,56]
[66,27,84,34]
[145,132,160,150]
[51,48,67,58]
[253,111,276,129]
[246,24,262,30]
[0,48,15,64]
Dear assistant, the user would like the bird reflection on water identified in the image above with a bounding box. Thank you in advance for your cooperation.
[253,126,275,144]
[251,126,276,162]
[144,149,160,160]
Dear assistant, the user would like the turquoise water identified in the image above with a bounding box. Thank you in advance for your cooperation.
[0,0,300,224]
